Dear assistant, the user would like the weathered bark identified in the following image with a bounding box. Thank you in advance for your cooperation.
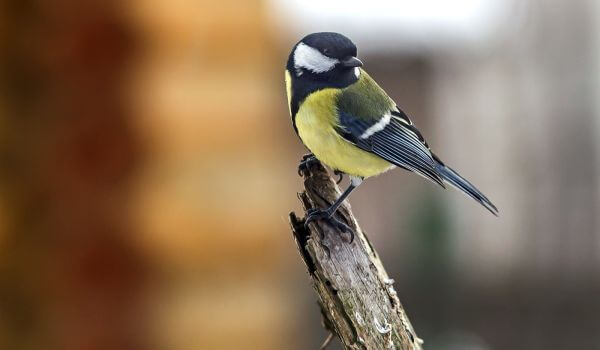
[289,159,423,350]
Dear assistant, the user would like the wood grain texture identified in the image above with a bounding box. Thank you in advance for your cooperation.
[289,158,423,350]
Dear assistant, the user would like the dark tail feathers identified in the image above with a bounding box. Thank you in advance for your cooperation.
[433,157,498,216]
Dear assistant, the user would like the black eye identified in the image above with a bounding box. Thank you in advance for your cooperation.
[322,48,330,55]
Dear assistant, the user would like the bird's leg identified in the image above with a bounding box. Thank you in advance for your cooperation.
[298,153,319,176]
[333,170,344,184]
[305,176,363,243]
[319,333,334,350]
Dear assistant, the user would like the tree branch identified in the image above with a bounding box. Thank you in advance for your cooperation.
[289,159,424,350]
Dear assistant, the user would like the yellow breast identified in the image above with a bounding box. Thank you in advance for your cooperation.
[294,88,393,178]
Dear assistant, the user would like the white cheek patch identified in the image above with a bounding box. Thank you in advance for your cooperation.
[354,67,361,78]
[294,43,339,75]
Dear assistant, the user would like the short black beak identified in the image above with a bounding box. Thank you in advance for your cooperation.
[341,56,363,68]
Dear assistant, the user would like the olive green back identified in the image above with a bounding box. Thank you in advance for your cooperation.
[337,70,396,120]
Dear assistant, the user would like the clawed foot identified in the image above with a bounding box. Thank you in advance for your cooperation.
[298,154,319,176]
[304,208,355,243]
[333,170,344,184]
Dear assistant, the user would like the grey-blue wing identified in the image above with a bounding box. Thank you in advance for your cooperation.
[337,110,444,187]
[337,108,499,215]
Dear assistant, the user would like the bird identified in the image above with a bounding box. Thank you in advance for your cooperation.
[285,32,498,238]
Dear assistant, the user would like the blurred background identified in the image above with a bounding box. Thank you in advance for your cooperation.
[0,0,599,349]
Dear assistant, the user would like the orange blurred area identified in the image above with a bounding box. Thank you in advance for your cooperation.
[1,0,600,349]
[0,1,300,349]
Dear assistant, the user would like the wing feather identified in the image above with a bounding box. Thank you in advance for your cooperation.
[338,111,444,186]
[334,71,497,214]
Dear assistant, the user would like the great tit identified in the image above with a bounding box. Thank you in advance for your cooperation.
[285,32,498,235]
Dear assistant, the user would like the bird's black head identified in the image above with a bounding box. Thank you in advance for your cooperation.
[286,32,363,88]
